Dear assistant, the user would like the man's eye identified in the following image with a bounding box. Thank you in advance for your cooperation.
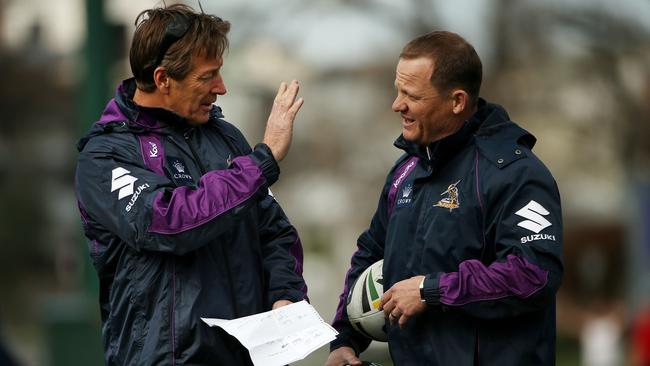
[200,72,214,80]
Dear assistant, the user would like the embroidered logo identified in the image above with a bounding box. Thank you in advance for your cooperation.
[402,184,412,198]
[173,161,185,173]
[148,141,158,158]
[167,157,194,185]
[515,200,552,233]
[434,180,461,211]
[111,167,138,200]
[397,182,414,207]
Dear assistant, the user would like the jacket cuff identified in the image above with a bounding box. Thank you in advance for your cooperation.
[269,289,305,306]
[250,143,279,186]
[422,273,442,306]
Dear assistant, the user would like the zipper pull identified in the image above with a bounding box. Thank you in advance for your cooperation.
[183,128,194,140]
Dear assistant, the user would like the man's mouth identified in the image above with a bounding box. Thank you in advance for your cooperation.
[200,101,215,112]
[402,115,415,127]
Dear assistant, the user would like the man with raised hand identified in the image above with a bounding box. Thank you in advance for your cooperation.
[75,4,307,365]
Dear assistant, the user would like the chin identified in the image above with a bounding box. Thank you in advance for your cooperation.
[188,115,210,125]
[402,130,420,143]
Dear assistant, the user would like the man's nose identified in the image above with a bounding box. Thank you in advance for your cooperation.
[392,95,405,112]
[212,75,227,95]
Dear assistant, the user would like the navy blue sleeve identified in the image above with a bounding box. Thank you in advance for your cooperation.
[217,118,307,307]
[257,193,308,307]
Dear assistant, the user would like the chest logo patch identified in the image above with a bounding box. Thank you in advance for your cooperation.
[434,180,461,211]
[167,157,194,186]
[396,182,414,208]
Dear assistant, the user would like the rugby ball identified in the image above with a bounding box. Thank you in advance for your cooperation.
[346,259,387,342]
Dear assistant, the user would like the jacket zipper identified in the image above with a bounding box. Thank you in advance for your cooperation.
[183,129,207,173]
[182,128,240,318]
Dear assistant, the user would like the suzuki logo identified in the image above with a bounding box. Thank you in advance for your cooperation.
[111,167,138,200]
[515,200,552,233]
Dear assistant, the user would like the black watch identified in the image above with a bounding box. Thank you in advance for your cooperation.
[419,276,426,303]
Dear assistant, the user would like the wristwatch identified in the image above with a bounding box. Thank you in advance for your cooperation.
[419,276,426,303]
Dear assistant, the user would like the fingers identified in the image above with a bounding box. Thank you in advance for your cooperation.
[263,80,303,162]
[285,79,300,102]
[275,80,299,104]
[325,347,361,366]
[388,309,401,326]
[398,312,410,328]
[276,81,287,97]
[380,288,393,315]
[289,97,304,115]
[272,80,303,118]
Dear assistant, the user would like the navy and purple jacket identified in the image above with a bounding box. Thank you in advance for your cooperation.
[331,99,563,365]
[75,78,307,366]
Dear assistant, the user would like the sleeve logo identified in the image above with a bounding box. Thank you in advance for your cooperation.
[111,167,138,200]
[515,200,551,233]
[111,167,150,211]
[515,200,556,244]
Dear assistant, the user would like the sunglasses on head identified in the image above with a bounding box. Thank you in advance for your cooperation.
[137,13,192,82]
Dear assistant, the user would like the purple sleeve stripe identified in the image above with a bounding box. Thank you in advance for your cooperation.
[439,254,548,306]
[148,156,266,234]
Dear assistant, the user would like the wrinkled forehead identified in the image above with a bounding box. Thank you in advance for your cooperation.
[189,52,223,71]
[395,57,434,87]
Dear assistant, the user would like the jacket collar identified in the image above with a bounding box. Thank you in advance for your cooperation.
[393,98,535,170]
[77,78,225,151]
[98,78,225,131]
[393,99,484,169]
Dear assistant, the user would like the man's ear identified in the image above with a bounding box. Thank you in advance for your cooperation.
[153,66,170,94]
[451,89,469,115]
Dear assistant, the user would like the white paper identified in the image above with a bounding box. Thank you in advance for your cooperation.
[202,300,338,366]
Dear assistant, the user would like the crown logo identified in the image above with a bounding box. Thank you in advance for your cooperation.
[173,161,185,173]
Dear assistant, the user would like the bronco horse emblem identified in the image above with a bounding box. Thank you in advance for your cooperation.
[434,180,461,211]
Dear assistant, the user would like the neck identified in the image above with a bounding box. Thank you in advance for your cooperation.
[133,88,166,109]
[427,103,479,144]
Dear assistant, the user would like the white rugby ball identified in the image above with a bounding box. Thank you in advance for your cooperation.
[346,259,387,342]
